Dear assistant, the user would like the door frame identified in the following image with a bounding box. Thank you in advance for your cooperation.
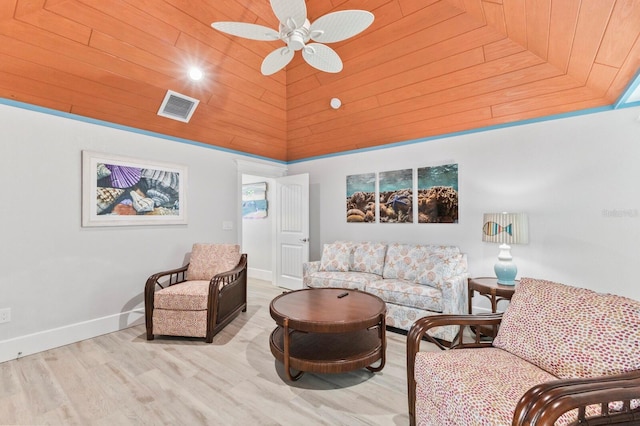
[236,159,288,285]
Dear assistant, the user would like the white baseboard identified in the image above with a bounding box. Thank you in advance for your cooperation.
[0,309,145,364]
[248,267,272,282]
[0,301,493,364]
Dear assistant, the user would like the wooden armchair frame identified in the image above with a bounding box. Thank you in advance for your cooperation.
[407,313,640,426]
[144,253,248,343]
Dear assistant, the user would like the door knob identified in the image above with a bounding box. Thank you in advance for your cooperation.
[300,238,309,243]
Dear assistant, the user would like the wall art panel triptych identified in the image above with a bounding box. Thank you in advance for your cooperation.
[346,163,458,224]
[379,168,413,223]
[417,163,458,223]
[346,172,376,223]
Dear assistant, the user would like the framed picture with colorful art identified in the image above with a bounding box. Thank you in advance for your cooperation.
[81,151,187,227]
[242,182,268,219]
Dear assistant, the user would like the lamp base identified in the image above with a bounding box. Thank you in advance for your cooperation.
[494,261,518,285]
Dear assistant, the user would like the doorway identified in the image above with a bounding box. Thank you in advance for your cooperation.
[237,159,309,290]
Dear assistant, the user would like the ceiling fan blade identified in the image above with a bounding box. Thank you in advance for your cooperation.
[211,22,279,41]
[310,10,375,43]
[302,43,343,73]
[261,47,295,75]
[270,0,307,29]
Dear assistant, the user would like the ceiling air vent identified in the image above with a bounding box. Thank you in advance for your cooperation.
[157,90,200,123]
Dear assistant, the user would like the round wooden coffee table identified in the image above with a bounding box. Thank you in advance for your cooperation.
[269,288,387,381]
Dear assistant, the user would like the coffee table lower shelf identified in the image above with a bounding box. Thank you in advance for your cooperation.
[269,326,384,380]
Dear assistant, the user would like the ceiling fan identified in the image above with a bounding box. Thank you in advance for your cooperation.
[211,0,374,75]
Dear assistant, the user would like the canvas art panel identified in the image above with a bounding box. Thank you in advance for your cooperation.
[82,151,187,227]
[417,163,459,223]
[242,182,268,219]
[346,172,376,223]
[379,168,413,223]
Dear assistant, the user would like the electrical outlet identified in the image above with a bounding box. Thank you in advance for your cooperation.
[0,308,11,323]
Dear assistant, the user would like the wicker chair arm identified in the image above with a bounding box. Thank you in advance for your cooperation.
[209,254,248,285]
[513,370,640,426]
[208,254,248,298]
[145,264,188,293]
[408,313,503,351]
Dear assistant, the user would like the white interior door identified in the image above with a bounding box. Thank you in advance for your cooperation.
[273,173,309,290]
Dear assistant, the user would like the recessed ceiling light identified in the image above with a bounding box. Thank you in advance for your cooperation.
[188,67,204,81]
[330,98,341,109]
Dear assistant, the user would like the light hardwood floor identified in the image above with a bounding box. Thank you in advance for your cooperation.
[0,279,440,425]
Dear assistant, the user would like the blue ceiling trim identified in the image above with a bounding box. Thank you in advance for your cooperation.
[1,94,637,166]
[0,98,287,165]
[287,104,615,164]
[615,69,640,109]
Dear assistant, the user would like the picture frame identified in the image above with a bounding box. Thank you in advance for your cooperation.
[242,182,268,219]
[82,151,187,227]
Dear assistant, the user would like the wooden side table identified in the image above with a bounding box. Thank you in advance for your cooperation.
[468,277,518,337]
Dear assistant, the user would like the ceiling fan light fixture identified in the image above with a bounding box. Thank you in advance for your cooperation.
[287,33,306,51]
[282,19,310,51]
[211,0,374,75]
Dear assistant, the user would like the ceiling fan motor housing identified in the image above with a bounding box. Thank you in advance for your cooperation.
[281,20,311,51]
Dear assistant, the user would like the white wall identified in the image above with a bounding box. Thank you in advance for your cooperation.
[288,106,640,303]
[0,103,279,363]
[2,101,638,363]
[241,174,274,281]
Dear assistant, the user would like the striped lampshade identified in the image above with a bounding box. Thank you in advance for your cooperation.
[482,212,529,245]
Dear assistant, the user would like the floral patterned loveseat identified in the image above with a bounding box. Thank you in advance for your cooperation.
[302,241,468,342]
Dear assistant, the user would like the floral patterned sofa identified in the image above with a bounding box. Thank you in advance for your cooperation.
[302,241,468,342]
[407,277,640,426]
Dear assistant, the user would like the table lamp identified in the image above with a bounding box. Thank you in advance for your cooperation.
[482,212,529,285]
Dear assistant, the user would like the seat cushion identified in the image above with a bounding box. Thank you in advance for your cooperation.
[154,280,209,310]
[414,347,558,426]
[493,277,640,379]
[366,279,442,312]
[304,271,382,291]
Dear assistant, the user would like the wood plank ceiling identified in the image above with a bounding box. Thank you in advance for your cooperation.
[0,0,639,162]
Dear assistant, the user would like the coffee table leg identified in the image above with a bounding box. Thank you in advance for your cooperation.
[366,313,386,373]
[283,319,304,381]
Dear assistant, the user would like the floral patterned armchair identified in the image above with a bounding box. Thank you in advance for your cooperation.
[144,243,247,343]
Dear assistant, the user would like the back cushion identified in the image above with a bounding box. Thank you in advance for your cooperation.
[319,242,353,272]
[187,243,241,280]
[415,253,463,289]
[493,278,640,379]
[350,242,387,275]
[382,243,428,281]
